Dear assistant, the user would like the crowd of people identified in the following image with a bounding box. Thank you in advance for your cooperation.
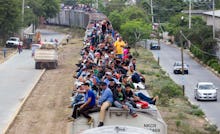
[67,19,158,127]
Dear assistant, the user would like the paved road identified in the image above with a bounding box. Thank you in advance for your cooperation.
[0,29,65,132]
[0,50,43,132]
[148,40,220,129]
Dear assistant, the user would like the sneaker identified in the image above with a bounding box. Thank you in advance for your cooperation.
[67,116,75,122]
[98,122,104,127]
[132,113,138,118]
[87,118,94,125]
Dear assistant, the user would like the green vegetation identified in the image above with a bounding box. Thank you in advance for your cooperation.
[138,0,186,22]
[0,0,21,42]
[0,0,60,46]
[204,124,219,134]
[27,0,60,19]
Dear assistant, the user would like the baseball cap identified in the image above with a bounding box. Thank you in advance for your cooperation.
[106,72,112,76]
[99,81,107,86]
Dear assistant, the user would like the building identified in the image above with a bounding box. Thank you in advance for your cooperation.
[203,10,220,31]
[203,10,220,59]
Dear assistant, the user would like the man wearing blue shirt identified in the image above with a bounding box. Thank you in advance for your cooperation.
[97,81,113,127]
[68,82,96,125]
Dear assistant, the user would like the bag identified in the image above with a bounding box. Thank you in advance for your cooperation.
[136,100,149,109]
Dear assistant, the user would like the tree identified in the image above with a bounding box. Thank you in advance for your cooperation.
[120,20,151,52]
[216,1,220,9]
[27,0,44,17]
[27,0,60,19]
[151,0,186,22]
[0,0,21,43]
[101,0,127,16]
[108,10,123,31]
[63,0,77,6]
[121,6,147,22]
[42,0,60,19]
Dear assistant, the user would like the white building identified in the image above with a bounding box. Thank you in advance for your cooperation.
[203,10,220,31]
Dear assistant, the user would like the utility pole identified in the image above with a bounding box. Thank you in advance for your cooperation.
[21,0,25,40]
[151,0,154,24]
[212,0,215,39]
[180,16,185,96]
[180,31,185,96]
[157,19,161,65]
[189,0,192,29]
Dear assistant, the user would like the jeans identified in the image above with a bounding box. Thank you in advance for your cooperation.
[71,94,84,107]
[114,101,136,114]
[76,69,83,78]
[136,92,155,104]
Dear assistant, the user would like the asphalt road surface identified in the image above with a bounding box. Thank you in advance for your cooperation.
[0,29,65,132]
[0,50,43,132]
[148,40,220,130]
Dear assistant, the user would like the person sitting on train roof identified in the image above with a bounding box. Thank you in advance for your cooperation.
[68,82,85,109]
[103,72,119,86]
[97,81,113,127]
[127,64,145,90]
[108,78,117,93]
[68,82,96,125]
[113,83,138,118]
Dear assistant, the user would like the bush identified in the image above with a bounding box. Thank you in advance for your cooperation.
[204,124,219,133]
[207,59,218,66]
[187,106,204,117]
[160,83,183,98]
[176,120,181,128]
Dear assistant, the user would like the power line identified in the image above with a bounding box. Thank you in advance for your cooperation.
[180,31,218,57]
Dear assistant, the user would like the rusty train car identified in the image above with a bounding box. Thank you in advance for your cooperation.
[47,10,107,29]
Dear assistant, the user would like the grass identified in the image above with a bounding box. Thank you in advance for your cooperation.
[133,47,219,134]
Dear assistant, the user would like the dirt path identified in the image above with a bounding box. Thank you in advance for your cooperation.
[6,38,82,134]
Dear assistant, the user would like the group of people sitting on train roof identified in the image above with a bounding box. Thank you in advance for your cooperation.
[67,19,158,127]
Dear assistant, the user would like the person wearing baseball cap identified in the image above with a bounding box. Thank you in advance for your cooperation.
[97,81,113,127]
